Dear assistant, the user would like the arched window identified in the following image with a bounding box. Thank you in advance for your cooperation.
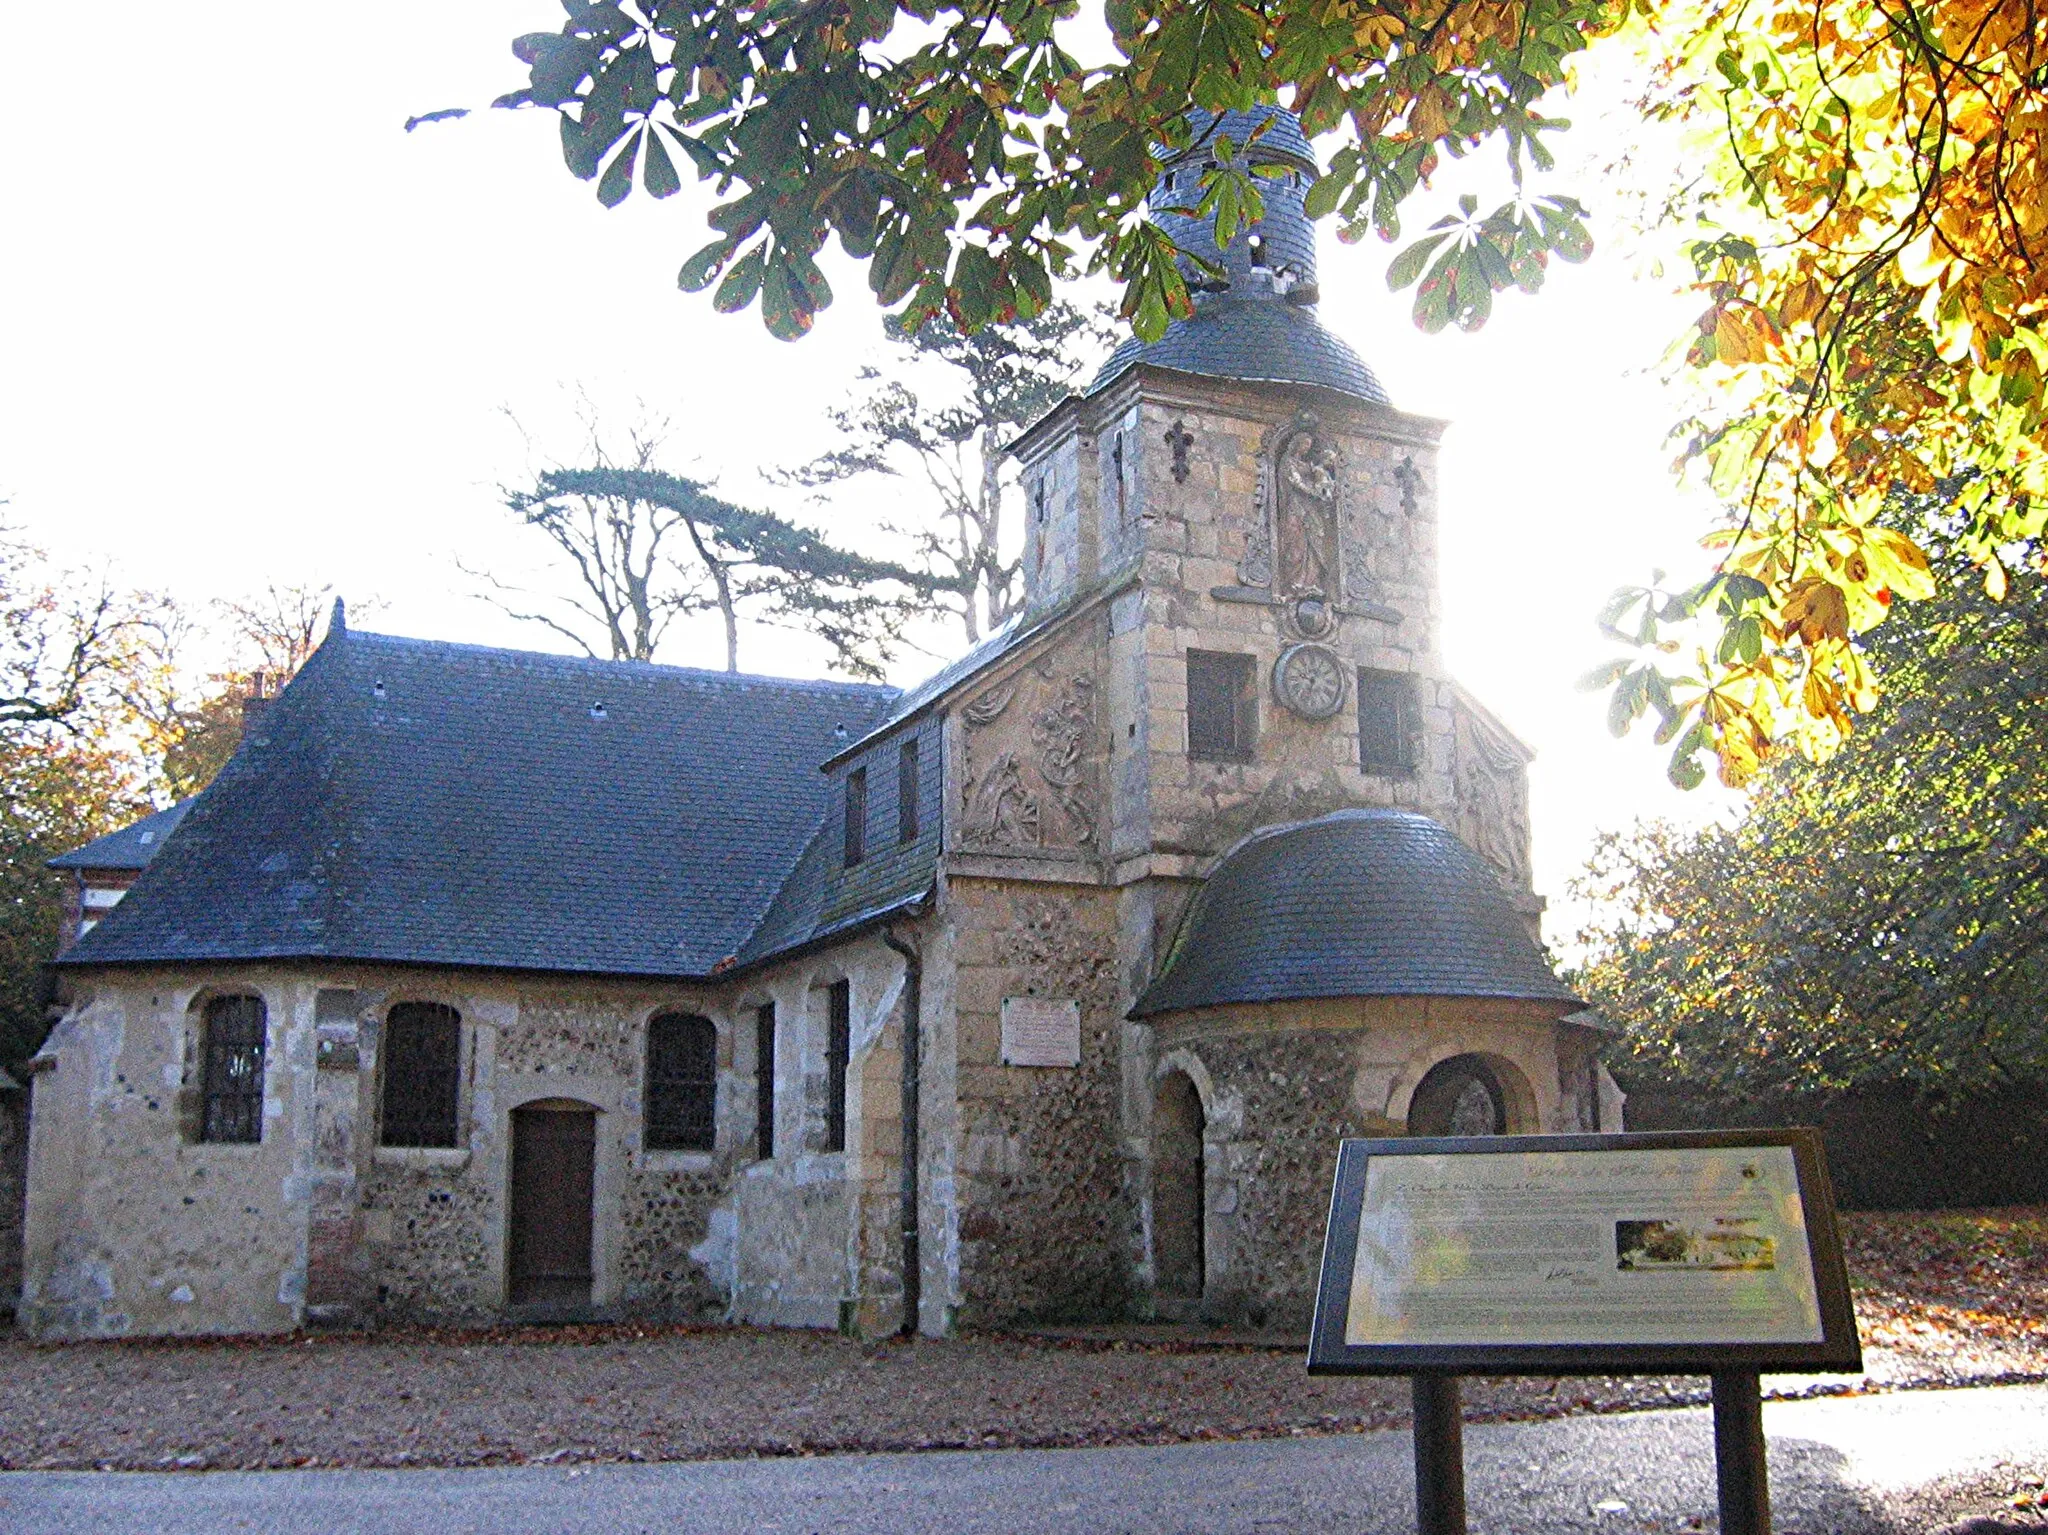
[380,1002,462,1148]
[645,1012,716,1152]
[200,994,267,1144]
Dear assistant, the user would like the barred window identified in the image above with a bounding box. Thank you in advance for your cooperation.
[844,767,868,867]
[645,1012,717,1152]
[1187,650,1255,763]
[824,980,850,1154]
[380,1002,462,1149]
[1358,668,1419,777]
[200,994,267,1144]
[897,737,920,845]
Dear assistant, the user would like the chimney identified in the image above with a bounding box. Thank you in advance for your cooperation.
[240,670,271,742]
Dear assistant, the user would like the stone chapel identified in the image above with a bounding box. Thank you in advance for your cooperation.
[18,107,1616,1341]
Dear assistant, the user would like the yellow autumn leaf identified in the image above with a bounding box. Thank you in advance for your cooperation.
[1897,228,1948,287]
[1867,529,1937,600]
[1782,578,1851,645]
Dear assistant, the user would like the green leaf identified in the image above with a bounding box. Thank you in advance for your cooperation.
[596,128,640,208]
[761,253,816,341]
[642,127,681,198]
[1303,172,1345,220]
[1576,658,1633,692]
[712,243,766,314]
[1386,233,1448,292]
[678,238,732,293]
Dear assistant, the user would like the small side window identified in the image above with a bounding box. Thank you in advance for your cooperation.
[1186,650,1255,763]
[754,1002,776,1162]
[824,980,850,1154]
[380,1002,462,1149]
[897,738,920,846]
[200,995,267,1144]
[844,767,868,868]
[645,1012,717,1152]
[1358,668,1420,776]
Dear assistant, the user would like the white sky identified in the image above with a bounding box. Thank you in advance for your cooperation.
[0,3,1737,948]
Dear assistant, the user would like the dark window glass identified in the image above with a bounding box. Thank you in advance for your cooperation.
[380,1002,462,1148]
[898,738,920,845]
[1186,650,1254,763]
[201,994,267,1144]
[844,767,867,867]
[754,1002,776,1162]
[645,1012,717,1152]
[1358,668,1420,776]
[825,980,850,1153]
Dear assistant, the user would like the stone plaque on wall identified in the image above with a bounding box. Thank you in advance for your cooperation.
[1000,997,1081,1068]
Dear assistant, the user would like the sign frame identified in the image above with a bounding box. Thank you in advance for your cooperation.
[1307,1128,1863,1378]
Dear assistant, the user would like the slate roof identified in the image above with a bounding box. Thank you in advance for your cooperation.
[1178,106,1317,170]
[57,628,902,978]
[1131,810,1580,1018]
[47,799,195,872]
[1093,300,1390,406]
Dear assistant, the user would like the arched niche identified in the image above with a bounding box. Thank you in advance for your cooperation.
[1403,1052,1539,1137]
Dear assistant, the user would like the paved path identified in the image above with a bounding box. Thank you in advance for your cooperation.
[5,1382,2045,1534]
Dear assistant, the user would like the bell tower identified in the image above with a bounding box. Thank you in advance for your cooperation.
[1008,110,1545,940]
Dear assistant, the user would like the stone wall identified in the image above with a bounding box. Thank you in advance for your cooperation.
[19,965,761,1338]
[0,1083,27,1317]
[1136,998,1579,1330]
[944,877,1128,1326]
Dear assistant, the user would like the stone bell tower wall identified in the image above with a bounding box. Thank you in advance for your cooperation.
[1017,367,1461,876]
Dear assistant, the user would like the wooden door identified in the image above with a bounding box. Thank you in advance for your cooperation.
[508,1103,596,1307]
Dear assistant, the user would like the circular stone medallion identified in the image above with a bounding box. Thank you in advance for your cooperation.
[1273,643,1346,720]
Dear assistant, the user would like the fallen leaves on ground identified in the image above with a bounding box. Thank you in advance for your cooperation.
[2,1205,2042,1472]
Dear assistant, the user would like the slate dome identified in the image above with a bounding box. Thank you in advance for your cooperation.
[1091,105,1389,406]
[1130,810,1579,1018]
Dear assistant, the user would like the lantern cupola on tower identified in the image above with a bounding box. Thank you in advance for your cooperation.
[1092,106,1388,405]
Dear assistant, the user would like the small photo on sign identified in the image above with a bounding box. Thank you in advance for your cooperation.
[1001,997,1080,1068]
[1616,1219,1777,1273]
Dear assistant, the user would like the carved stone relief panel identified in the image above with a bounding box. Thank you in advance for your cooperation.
[1453,700,1532,886]
[959,644,1104,855]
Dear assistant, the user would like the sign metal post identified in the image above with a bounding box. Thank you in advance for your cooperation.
[1410,1376,1466,1535]
[1308,1130,1859,1535]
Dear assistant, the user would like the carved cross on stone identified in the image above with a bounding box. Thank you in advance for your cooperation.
[1393,455,1422,518]
[1165,419,1194,484]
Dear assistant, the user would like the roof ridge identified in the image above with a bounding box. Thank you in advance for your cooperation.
[338,627,901,698]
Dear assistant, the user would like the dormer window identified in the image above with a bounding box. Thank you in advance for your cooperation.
[844,767,867,867]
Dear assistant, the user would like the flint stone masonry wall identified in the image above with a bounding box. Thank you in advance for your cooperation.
[944,877,1127,1326]
[19,966,768,1337]
[1134,997,1580,1330]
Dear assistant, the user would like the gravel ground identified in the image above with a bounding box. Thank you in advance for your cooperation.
[3,1206,2043,1474]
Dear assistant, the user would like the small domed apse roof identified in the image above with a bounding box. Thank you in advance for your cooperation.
[1130,810,1579,1018]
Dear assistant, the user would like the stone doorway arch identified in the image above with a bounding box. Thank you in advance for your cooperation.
[1406,1054,1510,1137]
[1153,1071,1206,1306]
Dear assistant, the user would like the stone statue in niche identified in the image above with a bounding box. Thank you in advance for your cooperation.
[960,654,1100,853]
[1454,703,1532,885]
[1274,416,1342,601]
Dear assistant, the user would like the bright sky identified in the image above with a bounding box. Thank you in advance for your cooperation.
[0,3,1736,948]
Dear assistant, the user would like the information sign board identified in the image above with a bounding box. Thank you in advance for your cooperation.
[1308,1130,1862,1376]
[1000,996,1081,1068]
